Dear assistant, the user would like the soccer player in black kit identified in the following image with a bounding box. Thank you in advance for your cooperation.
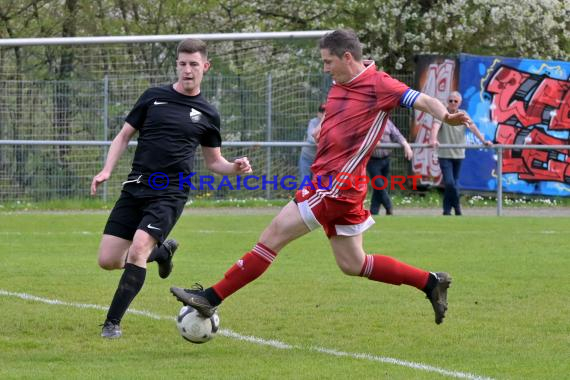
[91,38,252,339]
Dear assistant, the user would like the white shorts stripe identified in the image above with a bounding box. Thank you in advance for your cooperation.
[297,200,322,231]
[308,185,335,208]
[334,216,376,236]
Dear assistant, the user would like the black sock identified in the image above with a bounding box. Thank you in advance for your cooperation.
[106,263,146,323]
[204,287,222,307]
[422,272,439,297]
[147,244,169,263]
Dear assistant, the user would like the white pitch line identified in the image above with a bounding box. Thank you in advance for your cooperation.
[218,329,294,349]
[0,289,493,380]
[310,347,491,379]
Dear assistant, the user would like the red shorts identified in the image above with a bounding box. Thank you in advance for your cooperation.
[294,185,374,238]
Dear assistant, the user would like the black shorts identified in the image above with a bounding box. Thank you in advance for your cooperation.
[103,184,188,243]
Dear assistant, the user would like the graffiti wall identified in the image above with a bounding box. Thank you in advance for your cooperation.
[460,54,570,196]
[412,53,570,196]
[411,55,458,186]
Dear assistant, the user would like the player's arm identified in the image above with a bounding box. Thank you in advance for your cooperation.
[466,121,493,146]
[91,122,137,195]
[201,146,252,175]
[413,93,470,126]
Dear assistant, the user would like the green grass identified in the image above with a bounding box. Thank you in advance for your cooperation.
[0,197,289,211]
[1,213,569,379]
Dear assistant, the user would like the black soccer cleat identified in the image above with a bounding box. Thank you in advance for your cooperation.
[100,320,122,339]
[158,239,179,279]
[170,283,217,318]
[426,272,452,325]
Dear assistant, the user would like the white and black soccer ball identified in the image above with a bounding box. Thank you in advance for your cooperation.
[176,305,220,344]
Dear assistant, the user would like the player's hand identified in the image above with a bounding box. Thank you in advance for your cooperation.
[443,111,470,126]
[429,139,439,148]
[91,171,110,196]
[483,140,493,147]
[234,157,252,174]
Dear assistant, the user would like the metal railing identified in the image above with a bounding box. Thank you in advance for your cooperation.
[1,139,568,215]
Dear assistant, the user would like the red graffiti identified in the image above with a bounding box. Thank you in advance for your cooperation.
[486,65,570,184]
[495,124,570,183]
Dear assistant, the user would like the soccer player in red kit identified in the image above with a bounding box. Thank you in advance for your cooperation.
[171,29,472,325]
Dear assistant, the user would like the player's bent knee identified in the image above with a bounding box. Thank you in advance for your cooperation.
[127,240,153,263]
[98,256,122,270]
[127,249,148,264]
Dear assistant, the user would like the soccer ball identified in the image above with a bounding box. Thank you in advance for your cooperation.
[176,305,220,344]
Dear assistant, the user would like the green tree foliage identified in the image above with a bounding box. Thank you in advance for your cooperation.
[338,0,569,71]
[2,0,566,73]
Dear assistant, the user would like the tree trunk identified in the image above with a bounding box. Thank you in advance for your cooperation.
[54,0,78,167]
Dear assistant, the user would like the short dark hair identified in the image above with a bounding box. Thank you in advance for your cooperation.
[318,29,362,61]
[176,38,208,59]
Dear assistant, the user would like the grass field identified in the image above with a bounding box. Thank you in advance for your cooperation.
[1,211,569,379]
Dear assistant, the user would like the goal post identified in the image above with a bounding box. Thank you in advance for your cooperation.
[0,31,332,46]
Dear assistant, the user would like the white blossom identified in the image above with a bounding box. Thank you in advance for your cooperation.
[360,0,568,70]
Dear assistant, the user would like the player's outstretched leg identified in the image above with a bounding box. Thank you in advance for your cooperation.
[171,242,278,317]
[157,239,179,279]
[170,284,219,318]
[425,272,452,324]
[147,238,179,279]
[358,255,451,324]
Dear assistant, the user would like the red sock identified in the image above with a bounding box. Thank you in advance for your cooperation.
[359,254,429,289]
[212,243,277,299]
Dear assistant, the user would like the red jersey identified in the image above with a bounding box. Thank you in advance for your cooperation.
[311,62,420,200]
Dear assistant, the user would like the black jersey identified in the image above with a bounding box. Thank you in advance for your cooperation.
[125,85,221,184]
